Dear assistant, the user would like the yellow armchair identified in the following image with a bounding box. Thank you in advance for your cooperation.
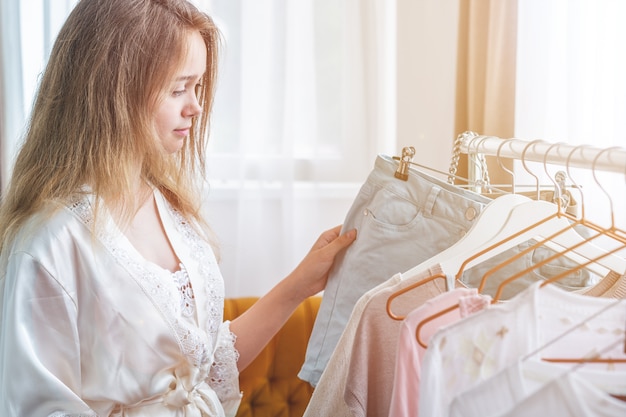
[223,296,322,417]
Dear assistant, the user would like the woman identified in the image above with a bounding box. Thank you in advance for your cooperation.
[0,0,356,415]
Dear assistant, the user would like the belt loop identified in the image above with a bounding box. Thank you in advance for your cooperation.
[424,186,441,217]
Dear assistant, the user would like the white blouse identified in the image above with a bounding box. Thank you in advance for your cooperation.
[0,191,242,416]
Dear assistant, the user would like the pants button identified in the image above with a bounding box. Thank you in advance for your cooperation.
[465,206,477,221]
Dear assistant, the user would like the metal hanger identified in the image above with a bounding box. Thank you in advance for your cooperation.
[413,141,626,347]
[537,146,626,292]
[390,139,559,328]
[386,140,530,321]
[479,144,626,302]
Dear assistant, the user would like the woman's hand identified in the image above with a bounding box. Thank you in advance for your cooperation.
[288,225,357,300]
[230,225,356,370]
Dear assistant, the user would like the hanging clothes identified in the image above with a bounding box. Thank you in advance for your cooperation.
[304,136,626,415]
[448,356,626,417]
[494,372,626,417]
[418,282,626,417]
[299,154,491,386]
[303,152,605,416]
[582,270,626,298]
[458,237,600,299]
[302,273,404,417]
[388,287,491,417]
[343,265,451,416]
[304,250,586,417]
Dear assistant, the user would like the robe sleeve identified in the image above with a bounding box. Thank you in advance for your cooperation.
[208,321,242,417]
[0,251,97,417]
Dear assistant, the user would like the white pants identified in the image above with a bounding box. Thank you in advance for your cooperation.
[299,154,491,387]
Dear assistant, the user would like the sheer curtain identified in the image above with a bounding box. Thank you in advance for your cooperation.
[1,0,78,192]
[454,0,518,185]
[514,0,626,238]
[201,0,396,296]
[0,0,396,297]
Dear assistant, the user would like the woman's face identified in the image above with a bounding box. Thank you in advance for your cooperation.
[155,31,206,154]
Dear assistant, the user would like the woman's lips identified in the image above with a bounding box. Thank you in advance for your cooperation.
[174,128,190,137]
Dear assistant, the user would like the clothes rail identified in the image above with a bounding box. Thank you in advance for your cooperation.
[459,133,626,174]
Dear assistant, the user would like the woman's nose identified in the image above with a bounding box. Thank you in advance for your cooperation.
[185,96,203,117]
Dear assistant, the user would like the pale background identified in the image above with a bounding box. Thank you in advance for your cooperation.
[1,0,624,297]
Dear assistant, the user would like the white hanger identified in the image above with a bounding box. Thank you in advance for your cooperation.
[478,142,626,292]
[401,193,530,281]
[401,138,528,282]
[405,141,624,285]
[387,142,529,318]
[453,141,626,286]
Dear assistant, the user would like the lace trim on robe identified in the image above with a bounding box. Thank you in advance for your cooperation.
[67,195,241,409]
[160,207,241,409]
[67,197,213,367]
[209,322,242,411]
[172,264,196,318]
[167,208,224,340]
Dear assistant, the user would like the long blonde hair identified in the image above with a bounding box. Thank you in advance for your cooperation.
[0,0,221,252]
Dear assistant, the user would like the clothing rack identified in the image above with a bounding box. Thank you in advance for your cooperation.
[458,132,626,175]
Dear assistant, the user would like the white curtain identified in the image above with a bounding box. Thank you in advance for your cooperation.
[1,0,396,297]
[1,0,78,192]
[0,0,24,193]
[202,0,396,296]
[514,0,626,240]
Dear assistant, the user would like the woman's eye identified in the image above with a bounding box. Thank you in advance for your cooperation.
[173,89,186,97]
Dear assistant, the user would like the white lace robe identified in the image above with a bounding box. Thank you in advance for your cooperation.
[0,191,242,416]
